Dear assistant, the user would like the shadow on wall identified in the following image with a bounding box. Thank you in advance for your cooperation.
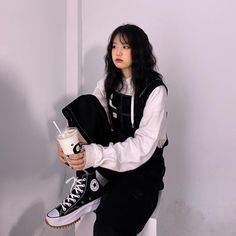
[83,45,105,93]
[0,67,73,236]
[9,201,45,236]
[9,201,74,236]
[0,75,49,180]
[0,66,69,181]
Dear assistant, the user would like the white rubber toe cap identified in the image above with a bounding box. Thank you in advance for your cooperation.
[47,209,60,218]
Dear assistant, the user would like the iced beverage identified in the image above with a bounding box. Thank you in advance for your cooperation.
[57,127,81,155]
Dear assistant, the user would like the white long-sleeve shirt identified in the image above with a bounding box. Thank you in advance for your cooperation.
[84,78,167,172]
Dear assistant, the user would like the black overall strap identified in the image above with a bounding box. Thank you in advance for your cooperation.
[134,78,167,129]
[139,78,167,103]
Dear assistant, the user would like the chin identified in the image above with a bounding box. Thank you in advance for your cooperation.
[114,64,123,69]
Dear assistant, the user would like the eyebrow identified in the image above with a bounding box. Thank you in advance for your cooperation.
[112,41,130,45]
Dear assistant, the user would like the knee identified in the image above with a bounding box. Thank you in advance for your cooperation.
[78,94,99,104]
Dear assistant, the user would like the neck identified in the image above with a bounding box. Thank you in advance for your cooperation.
[122,68,132,79]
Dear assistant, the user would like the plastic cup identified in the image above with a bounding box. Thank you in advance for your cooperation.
[57,127,80,155]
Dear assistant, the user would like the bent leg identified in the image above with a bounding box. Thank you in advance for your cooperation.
[62,94,114,175]
[62,94,112,145]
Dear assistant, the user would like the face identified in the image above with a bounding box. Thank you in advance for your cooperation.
[111,34,132,78]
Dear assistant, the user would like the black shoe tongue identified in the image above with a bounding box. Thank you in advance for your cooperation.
[76,170,88,178]
[71,189,77,196]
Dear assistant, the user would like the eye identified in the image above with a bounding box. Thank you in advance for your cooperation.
[123,45,130,49]
[112,44,116,49]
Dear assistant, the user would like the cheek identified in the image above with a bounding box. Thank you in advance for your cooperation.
[127,53,132,64]
[126,51,132,60]
[111,50,116,60]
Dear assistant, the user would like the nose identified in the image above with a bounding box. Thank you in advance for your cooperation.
[116,47,122,56]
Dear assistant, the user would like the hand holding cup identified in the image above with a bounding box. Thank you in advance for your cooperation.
[67,149,86,170]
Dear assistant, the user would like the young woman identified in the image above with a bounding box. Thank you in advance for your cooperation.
[46,24,168,236]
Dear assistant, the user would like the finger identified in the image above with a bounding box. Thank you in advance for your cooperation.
[67,157,85,165]
[58,149,65,158]
[68,153,84,160]
[58,151,69,162]
[68,153,85,168]
[68,157,86,169]
[57,144,63,152]
[70,162,86,170]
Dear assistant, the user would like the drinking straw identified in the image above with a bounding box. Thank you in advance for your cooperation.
[53,121,62,134]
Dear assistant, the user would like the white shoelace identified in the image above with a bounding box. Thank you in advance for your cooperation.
[61,176,86,211]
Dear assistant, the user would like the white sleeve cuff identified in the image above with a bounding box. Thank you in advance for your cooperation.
[83,144,101,169]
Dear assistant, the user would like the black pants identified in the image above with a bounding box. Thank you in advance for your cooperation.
[68,95,161,236]
[94,172,160,236]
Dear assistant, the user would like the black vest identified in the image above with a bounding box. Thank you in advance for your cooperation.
[108,79,168,187]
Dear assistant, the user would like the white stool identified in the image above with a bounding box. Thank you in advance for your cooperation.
[75,191,161,236]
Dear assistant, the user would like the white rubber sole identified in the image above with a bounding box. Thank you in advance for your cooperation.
[45,198,100,228]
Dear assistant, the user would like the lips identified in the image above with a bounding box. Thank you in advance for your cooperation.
[115,59,123,63]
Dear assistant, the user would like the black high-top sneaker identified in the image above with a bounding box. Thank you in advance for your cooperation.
[45,170,102,228]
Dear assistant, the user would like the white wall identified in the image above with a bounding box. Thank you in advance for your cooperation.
[81,0,236,235]
[0,1,74,236]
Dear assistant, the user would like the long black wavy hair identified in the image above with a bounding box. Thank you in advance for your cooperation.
[104,24,164,99]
